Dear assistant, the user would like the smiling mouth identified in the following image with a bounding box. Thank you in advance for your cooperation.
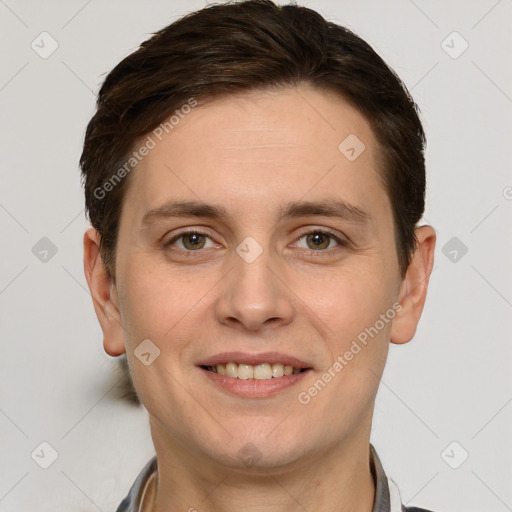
[201,362,310,380]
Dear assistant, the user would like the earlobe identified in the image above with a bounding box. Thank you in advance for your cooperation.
[83,228,126,356]
[390,225,436,345]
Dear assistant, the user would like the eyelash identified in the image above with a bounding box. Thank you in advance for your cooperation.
[163,228,349,255]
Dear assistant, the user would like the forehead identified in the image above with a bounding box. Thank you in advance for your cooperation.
[121,85,388,225]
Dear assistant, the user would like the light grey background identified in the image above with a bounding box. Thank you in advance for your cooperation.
[1,0,511,511]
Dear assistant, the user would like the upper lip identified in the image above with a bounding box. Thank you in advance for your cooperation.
[198,351,312,369]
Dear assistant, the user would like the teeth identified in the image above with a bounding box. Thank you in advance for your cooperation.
[237,364,253,380]
[226,362,237,378]
[208,362,305,380]
[254,363,272,380]
[272,364,284,378]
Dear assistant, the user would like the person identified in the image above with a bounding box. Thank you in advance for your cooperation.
[80,1,437,510]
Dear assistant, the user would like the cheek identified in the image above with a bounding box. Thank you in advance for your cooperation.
[296,263,395,331]
[116,261,200,412]
[293,263,397,386]
[116,255,204,343]
[302,276,395,417]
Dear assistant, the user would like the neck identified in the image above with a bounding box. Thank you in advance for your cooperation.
[145,419,376,512]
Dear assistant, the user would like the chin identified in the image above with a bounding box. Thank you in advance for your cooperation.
[201,427,309,471]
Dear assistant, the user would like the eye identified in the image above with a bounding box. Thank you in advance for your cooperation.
[163,228,348,255]
[294,230,346,251]
[164,230,217,251]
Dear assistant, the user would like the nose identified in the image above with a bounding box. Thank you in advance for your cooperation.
[214,244,295,332]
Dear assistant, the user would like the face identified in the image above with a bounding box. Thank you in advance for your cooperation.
[93,85,415,471]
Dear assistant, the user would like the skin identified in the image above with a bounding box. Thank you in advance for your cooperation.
[84,84,435,512]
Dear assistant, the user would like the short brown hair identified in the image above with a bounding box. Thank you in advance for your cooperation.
[80,0,426,280]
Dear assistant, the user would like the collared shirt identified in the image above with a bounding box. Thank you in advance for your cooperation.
[115,445,435,512]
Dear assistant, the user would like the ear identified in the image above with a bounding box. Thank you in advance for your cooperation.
[390,225,436,345]
[83,228,126,356]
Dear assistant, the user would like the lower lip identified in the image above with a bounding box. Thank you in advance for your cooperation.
[199,367,312,398]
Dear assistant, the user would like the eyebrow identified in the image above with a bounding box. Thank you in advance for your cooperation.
[140,198,371,228]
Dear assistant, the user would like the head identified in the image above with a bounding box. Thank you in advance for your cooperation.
[82,0,435,471]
